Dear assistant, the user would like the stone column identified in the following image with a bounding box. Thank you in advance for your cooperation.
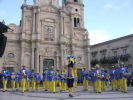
[40,56,43,76]
[61,48,64,68]
[87,51,91,70]
[22,6,26,32]
[60,13,63,35]
[35,42,40,73]
[20,41,25,68]
[72,46,75,56]
[56,56,59,69]
[70,14,74,37]
[32,9,36,33]
[31,47,35,70]
[36,8,40,34]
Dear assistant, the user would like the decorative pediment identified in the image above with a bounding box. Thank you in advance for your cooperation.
[40,4,59,13]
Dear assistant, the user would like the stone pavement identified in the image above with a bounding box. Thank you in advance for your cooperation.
[0,85,133,100]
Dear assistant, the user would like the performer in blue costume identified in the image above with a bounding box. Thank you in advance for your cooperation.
[1,66,10,92]
[67,55,76,97]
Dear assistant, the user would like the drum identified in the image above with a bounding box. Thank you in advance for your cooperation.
[11,74,16,79]
[36,80,40,85]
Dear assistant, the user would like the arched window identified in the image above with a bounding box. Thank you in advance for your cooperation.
[74,17,80,28]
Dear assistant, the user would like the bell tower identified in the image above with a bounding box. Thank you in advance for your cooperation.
[63,0,84,28]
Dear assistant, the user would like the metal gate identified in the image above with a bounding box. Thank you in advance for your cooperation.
[43,59,54,70]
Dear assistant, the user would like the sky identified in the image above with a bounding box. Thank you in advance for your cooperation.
[0,0,133,45]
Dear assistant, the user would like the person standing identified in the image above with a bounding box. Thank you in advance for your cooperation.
[119,62,130,93]
[34,72,42,91]
[110,66,116,90]
[56,69,60,87]
[42,68,49,91]
[10,68,17,91]
[1,66,10,92]
[93,64,102,93]
[101,68,107,91]
[48,66,57,93]
[82,68,89,91]
[30,69,36,91]
[20,65,29,93]
[67,56,76,97]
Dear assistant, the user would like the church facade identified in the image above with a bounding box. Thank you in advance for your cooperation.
[0,0,90,75]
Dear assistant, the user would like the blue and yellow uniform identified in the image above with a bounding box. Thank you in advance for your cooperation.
[20,66,29,93]
[34,73,42,91]
[110,66,116,90]
[118,63,130,93]
[82,68,89,91]
[48,67,57,93]
[93,64,102,93]
[101,69,107,91]
[1,66,10,92]
[42,68,49,91]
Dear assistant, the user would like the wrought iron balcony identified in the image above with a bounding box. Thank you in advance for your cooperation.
[91,59,99,66]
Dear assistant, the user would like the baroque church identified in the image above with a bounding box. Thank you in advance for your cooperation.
[0,0,90,76]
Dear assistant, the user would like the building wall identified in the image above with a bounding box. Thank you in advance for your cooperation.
[0,0,90,73]
[90,34,133,72]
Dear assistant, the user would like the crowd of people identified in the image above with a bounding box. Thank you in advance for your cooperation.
[1,61,133,97]
[0,56,77,97]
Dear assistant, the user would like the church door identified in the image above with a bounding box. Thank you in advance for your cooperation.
[43,59,54,70]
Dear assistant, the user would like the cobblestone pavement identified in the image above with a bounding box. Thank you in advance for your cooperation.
[0,85,133,100]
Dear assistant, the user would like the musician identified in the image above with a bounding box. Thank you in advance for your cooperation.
[114,67,120,91]
[20,65,29,93]
[119,62,130,93]
[1,66,10,92]
[61,69,67,91]
[42,68,49,91]
[101,68,107,91]
[48,66,57,93]
[89,68,96,91]
[34,72,42,91]
[15,71,21,91]
[93,64,102,93]
[110,66,116,90]
[30,69,36,91]
[82,68,89,91]
[67,56,76,97]
[26,70,31,91]
[56,69,60,87]
[10,68,18,91]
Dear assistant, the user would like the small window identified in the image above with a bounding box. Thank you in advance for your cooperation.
[45,26,53,41]
[8,53,15,58]
[114,51,117,57]
[77,18,80,27]
[74,0,78,2]
[74,18,80,28]
[123,49,127,55]
[74,18,77,27]
[75,9,78,11]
